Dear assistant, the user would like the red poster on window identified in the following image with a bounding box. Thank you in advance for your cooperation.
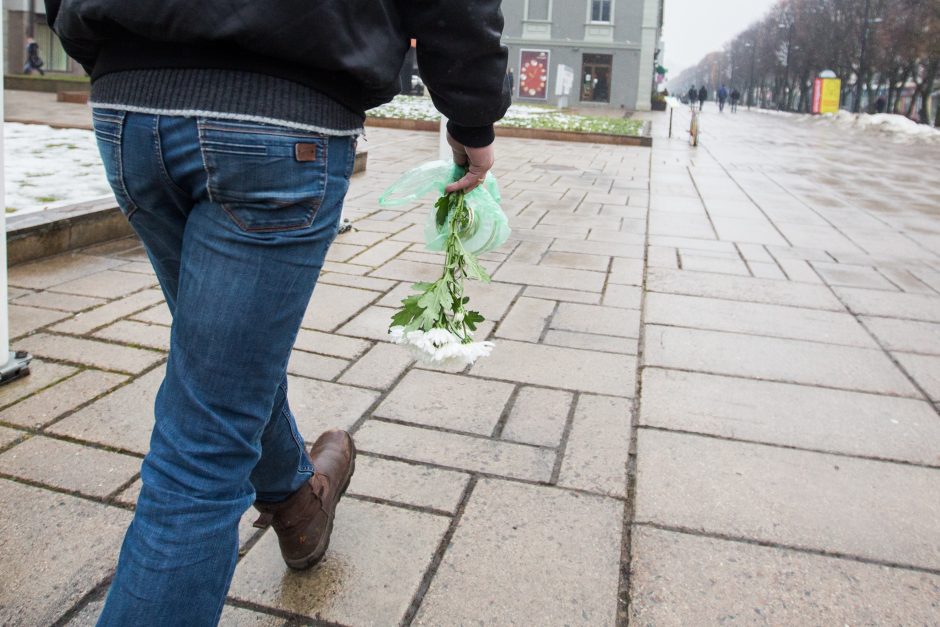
[519,50,550,99]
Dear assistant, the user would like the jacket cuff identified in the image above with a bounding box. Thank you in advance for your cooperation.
[446,121,495,148]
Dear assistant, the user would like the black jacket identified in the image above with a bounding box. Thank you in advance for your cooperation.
[45,0,511,146]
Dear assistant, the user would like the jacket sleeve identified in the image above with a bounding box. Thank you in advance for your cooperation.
[398,0,511,147]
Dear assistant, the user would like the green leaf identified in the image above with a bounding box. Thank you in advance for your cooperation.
[464,310,485,331]
[435,195,449,228]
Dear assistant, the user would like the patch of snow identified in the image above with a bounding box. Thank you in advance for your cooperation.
[4,123,114,215]
[822,111,940,142]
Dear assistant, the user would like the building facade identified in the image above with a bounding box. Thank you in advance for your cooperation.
[502,0,664,110]
[3,0,82,76]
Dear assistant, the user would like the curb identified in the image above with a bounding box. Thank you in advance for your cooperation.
[365,116,653,147]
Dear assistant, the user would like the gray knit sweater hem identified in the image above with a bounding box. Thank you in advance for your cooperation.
[91,69,365,136]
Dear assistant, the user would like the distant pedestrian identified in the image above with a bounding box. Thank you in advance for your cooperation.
[687,85,697,109]
[875,95,887,113]
[730,88,741,113]
[698,86,707,111]
[23,36,44,76]
[507,68,514,95]
[718,85,729,113]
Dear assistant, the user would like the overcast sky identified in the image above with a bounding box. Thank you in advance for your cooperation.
[662,0,779,77]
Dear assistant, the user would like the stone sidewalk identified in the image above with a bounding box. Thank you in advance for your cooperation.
[2,105,940,625]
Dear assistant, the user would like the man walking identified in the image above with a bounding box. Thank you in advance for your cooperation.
[22,36,44,75]
[718,84,729,113]
[698,85,708,111]
[46,1,510,624]
[687,85,698,109]
[730,87,741,113]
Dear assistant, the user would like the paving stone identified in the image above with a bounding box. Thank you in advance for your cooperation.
[648,267,844,310]
[22,333,165,375]
[542,329,637,354]
[813,262,897,290]
[862,317,940,354]
[355,420,555,481]
[629,526,940,627]
[59,595,105,626]
[368,259,441,283]
[495,296,555,342]
[130,303,173,326]
[558,394,632,498]
[711,216,789,246]
[0,480,131,626]
[415,479,622,626]
[318,271,398,292]
[0,426,25,449]
[376,370,513,436]
[47,270,157,300]
[218,606,286,626]
[680,253,751,276]
[641,369,940,465]
[8,304,69,339]
[286,349,349,381]
[301,283,380,333]
[522,285,600,304]
[635,430,940,569]
[608,257,644,286]
[552,303,640,338]
[335,305,399,342]
[493,262,607,292]
[347,239,411,268]
[8,253,125,290]
[736,243,775,263]
[0,436,141,497]
[49,367,164,454]
[0,360,76,409]
[320,261,370,276]
[2,370,128,429]
[644,325,918,397]
[52,289,165,335]
[650,235,734,253]
[6,286,31,299]
[335,229,392,247]
[646,292,876,347]
[836,286,940,322]
[286,376,379,437]
[540,251,610,272]
[879,267,938,294]
[602,283,642,309]
[501,386,573,447]
[229,499,448,625]
[337,342,412,390]
[749,260,788,279]
[777,257,825,283]
[13,290,106,312]
[93,320,170,352]
[114,479,142,506]
[472,340,634,396]
[294,328,371,360]
[650,212,714,239]
[324,242,367,263]
[894,352,940,401]
[550,237,644,259]
[347,455,469,513]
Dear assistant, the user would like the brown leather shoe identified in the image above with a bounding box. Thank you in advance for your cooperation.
[253,429,356,570]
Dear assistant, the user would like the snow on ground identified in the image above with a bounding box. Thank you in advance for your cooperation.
[370,96,644,136]
[750,107,940,143]
[5,123,112,216]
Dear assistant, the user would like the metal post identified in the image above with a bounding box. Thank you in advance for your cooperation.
[668,107,674,138]
[1,23,34,385]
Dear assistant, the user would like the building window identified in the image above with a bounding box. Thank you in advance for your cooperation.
[525,0,551,21]
[34,23,69,72]
[590,0,612,23]
[581,54,612,103]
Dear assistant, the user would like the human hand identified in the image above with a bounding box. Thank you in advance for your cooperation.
[444,133,495,194]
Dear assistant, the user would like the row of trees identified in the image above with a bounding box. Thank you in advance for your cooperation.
[670,0,940,125]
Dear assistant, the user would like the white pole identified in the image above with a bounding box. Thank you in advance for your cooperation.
[1,15,10,368]
[438,115,449,162]
[0,22,33,383]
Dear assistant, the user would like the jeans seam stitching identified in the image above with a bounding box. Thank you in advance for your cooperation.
[114,111,140,219]
[152,115,190,200]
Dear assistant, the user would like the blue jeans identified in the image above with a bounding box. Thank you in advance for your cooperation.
[92,109,356,625]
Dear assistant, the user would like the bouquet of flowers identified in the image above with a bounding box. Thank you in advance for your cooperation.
[379,161,510,368]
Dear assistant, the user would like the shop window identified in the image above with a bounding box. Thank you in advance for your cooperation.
[590,0,612,23]
[34,23,69,72]
[580,54,612,103]
[526,0,551,20]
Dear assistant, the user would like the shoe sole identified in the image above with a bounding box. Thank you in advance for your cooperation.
[285,436,357,570]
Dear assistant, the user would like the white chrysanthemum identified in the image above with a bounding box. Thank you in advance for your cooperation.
[388,326,494,367]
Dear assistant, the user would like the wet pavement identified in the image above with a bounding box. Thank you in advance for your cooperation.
[2,100,940,625]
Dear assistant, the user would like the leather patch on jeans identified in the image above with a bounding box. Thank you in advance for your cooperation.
[295,143,318,162]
